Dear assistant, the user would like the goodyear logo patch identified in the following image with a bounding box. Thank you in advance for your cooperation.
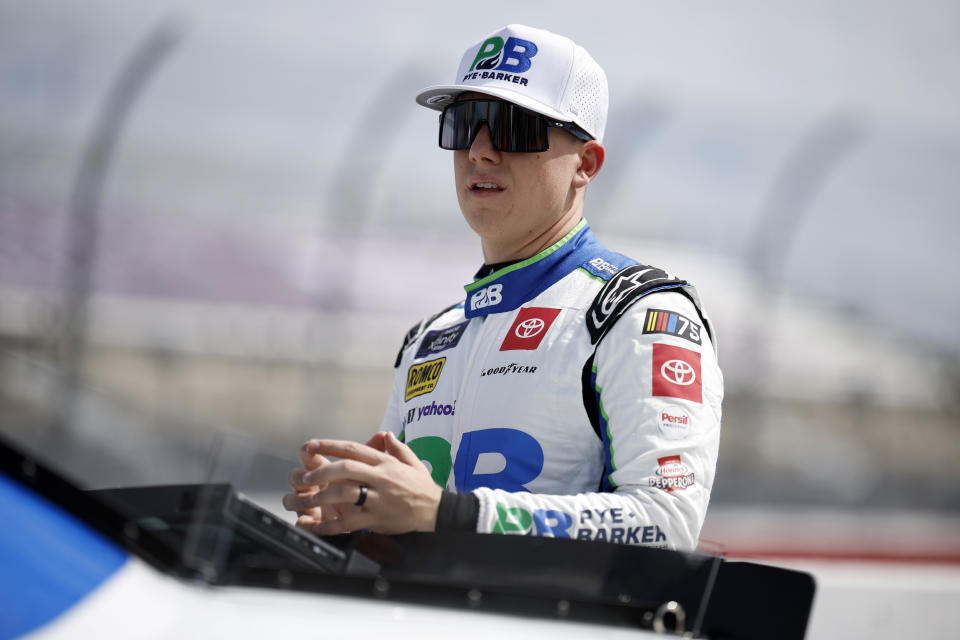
[405,357,446,402]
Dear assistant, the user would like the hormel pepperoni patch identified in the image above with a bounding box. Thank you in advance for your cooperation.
[650,455,695,492]
[652,343,701,403]
[500,307,562,351]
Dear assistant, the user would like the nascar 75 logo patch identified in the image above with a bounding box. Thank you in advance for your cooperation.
[642,309,701,345]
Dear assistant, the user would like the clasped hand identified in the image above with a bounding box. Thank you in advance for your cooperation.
[282,431,442,536]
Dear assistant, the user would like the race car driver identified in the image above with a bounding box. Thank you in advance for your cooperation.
[283,24,723,550]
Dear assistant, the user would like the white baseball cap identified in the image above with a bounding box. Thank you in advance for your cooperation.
[416,24,609,143]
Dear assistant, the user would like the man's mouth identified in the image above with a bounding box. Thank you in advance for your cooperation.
[470,181,504,192]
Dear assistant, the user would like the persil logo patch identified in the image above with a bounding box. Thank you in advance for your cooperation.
[405,357,445,402]
[463,36,537,85]
[650,455,695,492]
[659,406,691,440]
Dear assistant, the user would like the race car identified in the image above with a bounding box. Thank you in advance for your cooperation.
[0,433,814,639]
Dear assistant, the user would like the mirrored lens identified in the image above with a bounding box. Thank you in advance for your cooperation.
[498,102,548,153]
[440,101,479,150]
[439,100,549,153]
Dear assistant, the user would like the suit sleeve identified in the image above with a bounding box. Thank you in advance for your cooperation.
[378,374,405,440]
[380,336,410,441]
[381,304,462,441]
[471,292,723,551]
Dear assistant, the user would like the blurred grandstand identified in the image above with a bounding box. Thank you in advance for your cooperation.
[1,2,959,636]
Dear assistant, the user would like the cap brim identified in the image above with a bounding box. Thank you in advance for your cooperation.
[416,84,571,124]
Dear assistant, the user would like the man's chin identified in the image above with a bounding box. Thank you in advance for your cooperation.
[461,211,509,239]
[460,198,508,221]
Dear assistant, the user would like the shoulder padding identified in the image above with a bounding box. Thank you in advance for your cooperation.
[586,264,706,345]
[393,302,460,368]
[581,264,714,445]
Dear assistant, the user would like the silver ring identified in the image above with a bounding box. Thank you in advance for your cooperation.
[355,485,368,507]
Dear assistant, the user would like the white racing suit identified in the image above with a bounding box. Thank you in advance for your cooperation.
[381,220,722,550]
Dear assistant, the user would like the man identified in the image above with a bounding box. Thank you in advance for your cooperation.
[283,24,722,550]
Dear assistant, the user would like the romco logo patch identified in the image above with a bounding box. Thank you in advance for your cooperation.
[405,357,445,401]
[462,36,538,85]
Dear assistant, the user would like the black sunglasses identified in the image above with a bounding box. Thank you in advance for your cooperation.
[439,99,593,153]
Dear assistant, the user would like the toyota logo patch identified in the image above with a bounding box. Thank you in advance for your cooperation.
[515,318,546,338]
[652,343,702,403]
[500,307,561,351]
[661,359,696,386]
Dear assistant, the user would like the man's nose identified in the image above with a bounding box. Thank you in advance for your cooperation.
[469,124,501,163]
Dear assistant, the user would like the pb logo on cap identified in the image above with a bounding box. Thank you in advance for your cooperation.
[469,36,538,74]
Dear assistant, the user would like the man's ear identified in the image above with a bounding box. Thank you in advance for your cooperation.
[573,141,605,189]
